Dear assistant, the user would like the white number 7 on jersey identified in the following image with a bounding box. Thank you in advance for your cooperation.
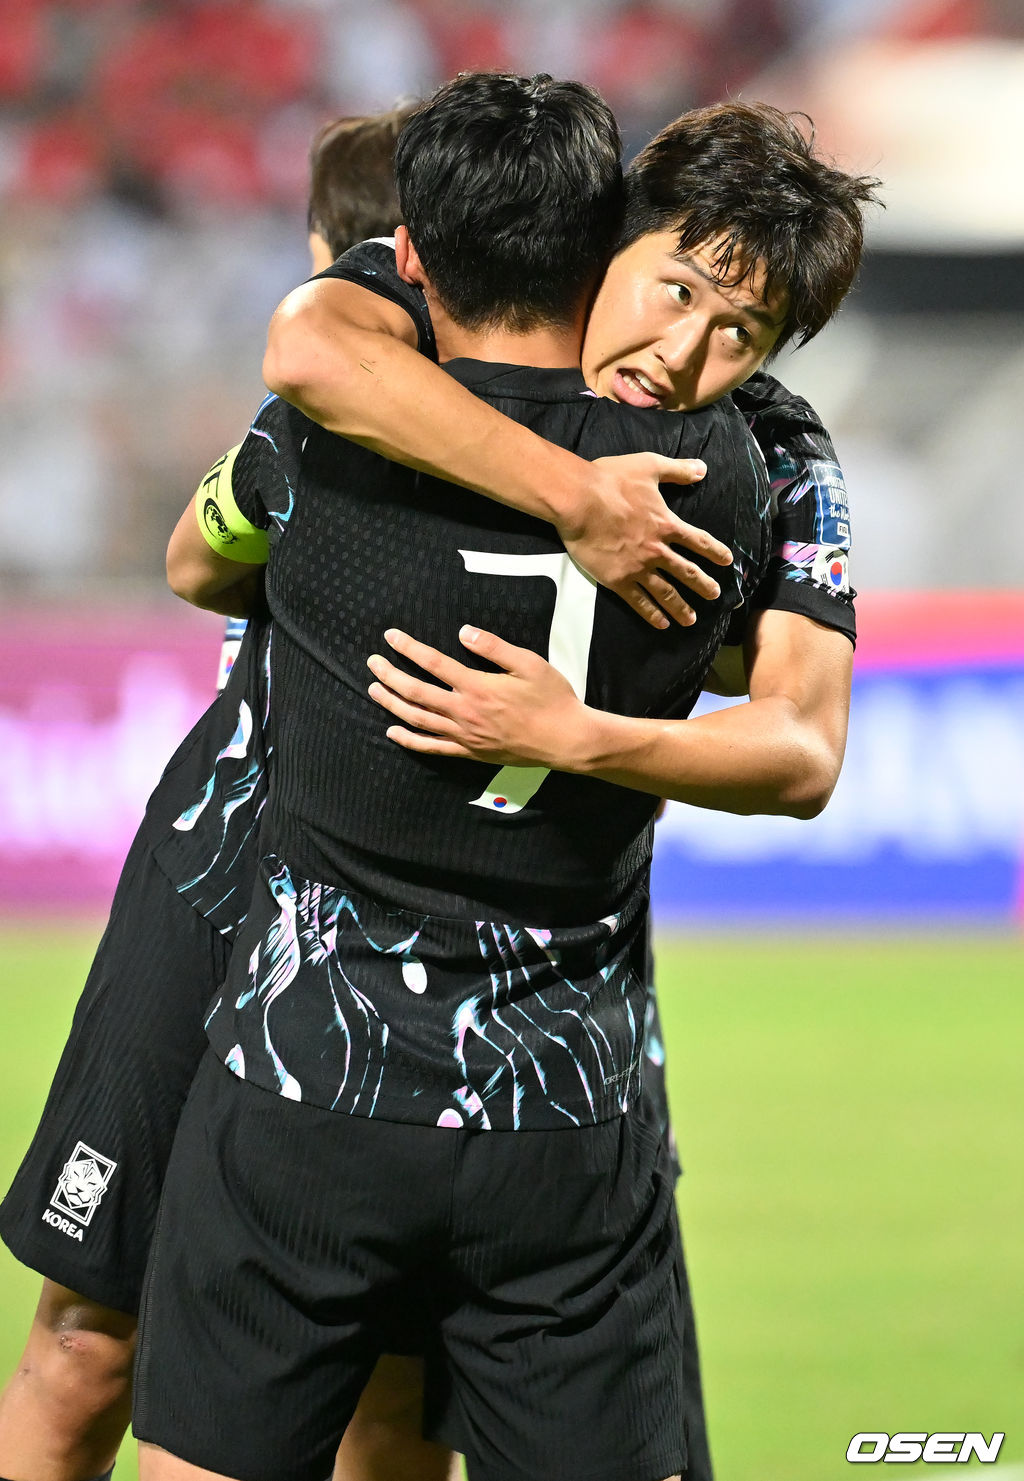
[458,550,598,816]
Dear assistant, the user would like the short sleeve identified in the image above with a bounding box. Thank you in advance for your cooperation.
[731,372,857,647]
[231,394,310,538]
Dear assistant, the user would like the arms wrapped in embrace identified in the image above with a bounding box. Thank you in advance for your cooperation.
[367,609,852,821]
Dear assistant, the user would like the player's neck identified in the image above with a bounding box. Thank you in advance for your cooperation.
[434,311,584,371]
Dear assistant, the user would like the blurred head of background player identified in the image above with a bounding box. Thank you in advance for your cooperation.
[394,72,623,342]
[583,100,880,411]
[307,104,417,273]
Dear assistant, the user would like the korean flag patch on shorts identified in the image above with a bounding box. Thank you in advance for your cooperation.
[50,1141,117,1227]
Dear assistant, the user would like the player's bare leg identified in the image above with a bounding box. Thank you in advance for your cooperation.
[142,1446,676,1481]
[0,1290,459,1481]
[333,1355,460,1481]
[138,1445,234,1481]
[0,1280,134,1481]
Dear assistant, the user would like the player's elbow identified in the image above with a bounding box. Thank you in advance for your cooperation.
[166,535,225,610]
[166,546,213,607]
[785,786,831,821]
[781,739,843,820]
[167,553,261,617]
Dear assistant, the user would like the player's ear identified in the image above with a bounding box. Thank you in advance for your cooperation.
[396,226,428,290]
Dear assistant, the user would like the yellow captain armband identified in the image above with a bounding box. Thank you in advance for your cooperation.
[194,444,270,565]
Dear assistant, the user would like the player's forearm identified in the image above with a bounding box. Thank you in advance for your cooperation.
[264,310,588,526]
[570,698,842,819]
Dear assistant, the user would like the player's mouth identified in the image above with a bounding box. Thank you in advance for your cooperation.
[611,368,669,409]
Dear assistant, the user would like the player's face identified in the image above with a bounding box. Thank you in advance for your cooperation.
[582,230,788,411]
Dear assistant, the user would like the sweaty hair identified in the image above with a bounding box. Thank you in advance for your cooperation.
[307,105,417,259]
[395,72,624,332]
[621,102,882,350]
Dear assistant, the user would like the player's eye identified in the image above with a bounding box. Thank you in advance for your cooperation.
[724,324,753,349]
[667,282,691,306]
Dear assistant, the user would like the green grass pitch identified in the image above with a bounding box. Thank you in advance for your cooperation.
[0,926,1021,1479]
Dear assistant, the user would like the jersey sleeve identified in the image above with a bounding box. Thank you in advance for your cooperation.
[314,237,438,362]
[729,371,857,647]
[230,394,309,538]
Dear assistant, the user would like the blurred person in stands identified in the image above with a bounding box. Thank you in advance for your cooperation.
[0,104,463,1481]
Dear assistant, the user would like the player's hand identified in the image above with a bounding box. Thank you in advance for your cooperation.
[556,453,732,631]
[366,626,591,769]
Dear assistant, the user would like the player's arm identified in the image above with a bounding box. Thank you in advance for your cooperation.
[167,444,268,617]
[365,609,852,820]
[263,269,730,632]
[580,607,852,817]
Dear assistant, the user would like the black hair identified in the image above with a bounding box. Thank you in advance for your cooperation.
[307,105,417,259]
[394,72,624,332]
[621,102,882,350]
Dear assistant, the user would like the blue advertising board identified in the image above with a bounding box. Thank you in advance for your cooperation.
[651,594,1024,924]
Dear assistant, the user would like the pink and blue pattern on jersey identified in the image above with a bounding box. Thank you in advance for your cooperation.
[153,620,273,939]
[766,449,853,600]
[205,855,650,1132]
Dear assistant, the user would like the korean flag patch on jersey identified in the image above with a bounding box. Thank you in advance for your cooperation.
[811,546,850,595]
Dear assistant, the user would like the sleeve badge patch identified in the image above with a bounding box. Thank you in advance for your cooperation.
[811,547,851,596]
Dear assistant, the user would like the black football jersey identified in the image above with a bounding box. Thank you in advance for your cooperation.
[236,366,770,925]
[205,366,769,1130]
[136,239,854,1131]
[142,245,857,956]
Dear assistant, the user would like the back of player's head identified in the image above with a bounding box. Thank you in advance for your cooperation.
[395,71,624,332]
[307,105,417,259]
[621,102,881,351]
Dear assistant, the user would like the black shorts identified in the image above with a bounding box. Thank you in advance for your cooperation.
[134,1052,687,1481]
[0,830,229,1314]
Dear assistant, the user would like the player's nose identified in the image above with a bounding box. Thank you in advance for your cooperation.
[656,317,708,376]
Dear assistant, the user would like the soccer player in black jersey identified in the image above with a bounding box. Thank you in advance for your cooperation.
[0,92,715,1481]
[131,73,859,1481]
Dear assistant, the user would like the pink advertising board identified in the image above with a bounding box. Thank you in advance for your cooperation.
[0,604,224,912]
[2,593,1023,920]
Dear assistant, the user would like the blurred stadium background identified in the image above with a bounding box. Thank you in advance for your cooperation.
[0,0,1021,1476]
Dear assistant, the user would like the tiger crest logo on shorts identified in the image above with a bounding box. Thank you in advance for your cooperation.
[50,1141,117,1226]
